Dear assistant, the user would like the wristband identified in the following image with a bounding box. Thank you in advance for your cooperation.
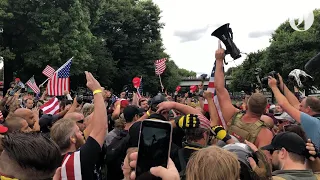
[93,89,102,95]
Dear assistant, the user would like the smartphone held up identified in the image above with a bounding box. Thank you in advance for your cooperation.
[135,119,173,180]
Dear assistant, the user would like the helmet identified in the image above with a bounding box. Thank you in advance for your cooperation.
[150,93,167,112]
[223,143,259,180]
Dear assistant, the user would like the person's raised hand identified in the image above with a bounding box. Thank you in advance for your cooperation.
[85,71,101,92]
[203,91,213,100]
[268,76,277,88]
[215,48,225,61]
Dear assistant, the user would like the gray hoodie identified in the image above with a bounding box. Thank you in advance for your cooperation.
[272,170,317,180]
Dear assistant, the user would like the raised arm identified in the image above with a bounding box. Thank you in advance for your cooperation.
[214,49,238,122]
[278,74,300,109]
[203,91,219,126]
[85,72,107,147]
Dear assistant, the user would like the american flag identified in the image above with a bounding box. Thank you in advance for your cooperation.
[26,76,40,94]
[61,150,81,179]
[0,111,3,121]
[47,58,73,96]
[40,97,60,115]
[137,76,143,98]
[203,61,226,129]
[42,65,55,78]
[155,58,167,75]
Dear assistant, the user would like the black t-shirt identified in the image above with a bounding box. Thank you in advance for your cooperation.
[61,136,101,180]
[173,147,199,172]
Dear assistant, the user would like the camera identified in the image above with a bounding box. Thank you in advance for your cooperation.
[261,71,279,88]
[75,87,93,104]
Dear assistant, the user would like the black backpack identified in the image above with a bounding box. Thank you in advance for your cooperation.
[106,130,130,180]
[178,148,187,180]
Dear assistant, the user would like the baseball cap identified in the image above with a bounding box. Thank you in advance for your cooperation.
[0,125,8,134]
[275,112,296,123]
[120,99,129,108]
[261,132,307,155]
[174,113,211,131]
[123,105,139,123]
[269,105,276,109]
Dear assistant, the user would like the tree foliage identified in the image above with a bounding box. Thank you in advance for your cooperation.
[230,9,320,92]
[0,0,186,95]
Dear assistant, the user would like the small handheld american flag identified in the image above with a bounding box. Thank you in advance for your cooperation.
[26,76,40,94]
[155,58,167,75]
[42,65,55,78]
[47,58,73,96]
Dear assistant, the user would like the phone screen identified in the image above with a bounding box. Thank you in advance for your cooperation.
[136,120,172,179]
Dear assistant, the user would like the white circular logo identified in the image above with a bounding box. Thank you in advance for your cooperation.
[289,11,314,31]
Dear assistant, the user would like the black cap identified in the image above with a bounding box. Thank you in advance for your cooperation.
[123,105,139,123]
[261,132,307,155]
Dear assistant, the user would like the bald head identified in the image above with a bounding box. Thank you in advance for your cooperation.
[64,112,84,122]
[14,108,32,117]
[14,108,34,127]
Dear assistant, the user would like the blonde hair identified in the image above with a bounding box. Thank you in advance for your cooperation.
[186,146,240,180]
[81,103,94,118]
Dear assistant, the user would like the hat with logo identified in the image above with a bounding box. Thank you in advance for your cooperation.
[261,132,307,155]
[274,112,296,123]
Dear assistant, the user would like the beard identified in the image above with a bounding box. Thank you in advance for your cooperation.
[272,162,281,171]
[75,135,85,149]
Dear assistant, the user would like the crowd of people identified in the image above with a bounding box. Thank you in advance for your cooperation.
[0,49,319,180]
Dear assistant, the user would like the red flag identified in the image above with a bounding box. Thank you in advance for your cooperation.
[47,58,72,96]
[155,58,167,75]
[40,97,60,115]
[42,65,55,78]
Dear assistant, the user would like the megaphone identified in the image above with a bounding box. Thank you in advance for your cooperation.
[211,23,241,60]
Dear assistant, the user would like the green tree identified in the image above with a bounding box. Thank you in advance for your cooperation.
[177,68,196,78]
[230,9,320,92]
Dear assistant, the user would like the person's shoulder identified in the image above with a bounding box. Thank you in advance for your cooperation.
[257,127,273,143]
[301,112,320,123]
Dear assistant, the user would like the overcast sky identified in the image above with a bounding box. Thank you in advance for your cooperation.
[152,0,320,76]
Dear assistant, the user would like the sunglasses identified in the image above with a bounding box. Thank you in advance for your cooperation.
[77,119,84,124]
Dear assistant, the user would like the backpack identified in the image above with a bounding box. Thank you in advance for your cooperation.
[178,148,187,180]
[106,130,130,180]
